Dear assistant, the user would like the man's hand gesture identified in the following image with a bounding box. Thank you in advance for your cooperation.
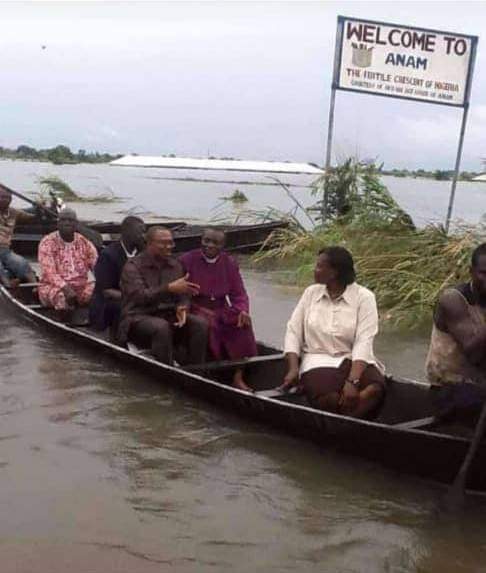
[168,274,200,296]
[174,305,187,328]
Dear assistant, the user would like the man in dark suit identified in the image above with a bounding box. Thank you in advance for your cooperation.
[118,226,207,365]
[90,216,145,334]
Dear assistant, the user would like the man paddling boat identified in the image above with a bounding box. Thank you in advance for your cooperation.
[0,185,37,287]
[426,243,486,422]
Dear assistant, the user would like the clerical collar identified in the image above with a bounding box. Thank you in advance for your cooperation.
[202,254,220,264]
[121,240,138,258]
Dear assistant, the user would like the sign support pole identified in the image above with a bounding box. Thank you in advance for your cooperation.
[322,19,344,222]
[444,38,477,234]
[323,87,336,221]
[444,104,470,234]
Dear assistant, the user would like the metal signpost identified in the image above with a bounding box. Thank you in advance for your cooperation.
[325,16,478,232]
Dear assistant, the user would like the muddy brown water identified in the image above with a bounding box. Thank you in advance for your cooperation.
[1,269,486,573]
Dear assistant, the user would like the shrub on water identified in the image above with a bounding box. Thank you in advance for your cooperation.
[38,175,124,204]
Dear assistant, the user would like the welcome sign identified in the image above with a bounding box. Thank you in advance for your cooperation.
[335,16,477,107]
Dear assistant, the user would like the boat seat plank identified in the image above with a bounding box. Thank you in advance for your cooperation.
[7,282,40,288]
[255,387,298,399]
[183,353,285,373]
[393,416,437,430]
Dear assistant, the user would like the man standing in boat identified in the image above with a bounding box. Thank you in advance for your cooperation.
[89,215,145,336]
[38,208,98,316]
[118,226,208,365]
[0,184,38,287]
[426,243,486,420]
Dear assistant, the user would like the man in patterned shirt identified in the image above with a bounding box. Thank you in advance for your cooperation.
[38,208,98,313]
[0,184,37,287]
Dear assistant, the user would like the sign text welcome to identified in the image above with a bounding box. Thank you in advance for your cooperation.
[335,17,477,107]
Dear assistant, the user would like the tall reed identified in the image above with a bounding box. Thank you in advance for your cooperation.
[254,159,485,328]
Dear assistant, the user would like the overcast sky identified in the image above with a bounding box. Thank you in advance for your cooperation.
[1,1,485,169]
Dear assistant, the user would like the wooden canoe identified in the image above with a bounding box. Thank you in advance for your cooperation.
[14,219,187,235]
[11,220,287,256]
[1,283,485,494]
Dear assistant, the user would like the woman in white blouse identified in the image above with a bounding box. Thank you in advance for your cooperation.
[281,246,385,418]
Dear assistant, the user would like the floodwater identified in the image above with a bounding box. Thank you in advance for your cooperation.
[1,160,486,572]
[1,270,486,573]
[1,158,486,228]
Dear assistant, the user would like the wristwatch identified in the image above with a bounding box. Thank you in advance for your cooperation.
[346,378,361,389]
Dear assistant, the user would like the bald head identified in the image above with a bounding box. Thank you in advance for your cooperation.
[201,228,226,259]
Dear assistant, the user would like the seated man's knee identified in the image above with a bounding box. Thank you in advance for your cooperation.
[151,318,171,338]
[186,314,208,333]
[4,252,33,280]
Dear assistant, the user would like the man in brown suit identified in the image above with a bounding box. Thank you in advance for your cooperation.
[119,226,208,365]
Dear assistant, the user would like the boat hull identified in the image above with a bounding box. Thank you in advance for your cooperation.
[12,221,287,256]
[1,284,485,493]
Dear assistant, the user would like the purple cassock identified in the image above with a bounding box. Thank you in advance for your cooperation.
[179,249,257,361]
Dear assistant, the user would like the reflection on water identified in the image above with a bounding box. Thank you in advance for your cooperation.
[1,271,486,572]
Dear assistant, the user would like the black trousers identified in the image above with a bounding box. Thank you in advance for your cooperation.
[129,313,208,365]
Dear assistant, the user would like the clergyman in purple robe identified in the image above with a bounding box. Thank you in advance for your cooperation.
[179,228,257,391]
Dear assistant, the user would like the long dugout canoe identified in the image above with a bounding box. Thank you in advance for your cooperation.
[1,283,485,494]
[12,220,288,256]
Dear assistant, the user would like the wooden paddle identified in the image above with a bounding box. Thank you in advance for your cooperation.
[444,398,486,510]
[1,182,104,250]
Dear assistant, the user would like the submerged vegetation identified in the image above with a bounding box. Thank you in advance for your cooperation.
[255,159,484,328]
[220,189,249,203]
[38,175,124,204]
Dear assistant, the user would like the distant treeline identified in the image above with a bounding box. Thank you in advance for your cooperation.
[0,144,122,165]
[381,168,480,181]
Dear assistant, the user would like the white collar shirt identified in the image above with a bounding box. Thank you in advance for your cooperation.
[284,282,384,374]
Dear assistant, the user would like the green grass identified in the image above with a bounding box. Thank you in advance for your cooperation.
[254,222,481,328]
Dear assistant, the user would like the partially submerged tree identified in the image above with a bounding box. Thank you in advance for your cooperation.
[312,158,414,230]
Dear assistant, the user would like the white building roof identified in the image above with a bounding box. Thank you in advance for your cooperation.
[110,155,324,175]
[473,173,486,182]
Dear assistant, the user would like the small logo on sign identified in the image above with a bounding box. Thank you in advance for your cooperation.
[351,43,374,68]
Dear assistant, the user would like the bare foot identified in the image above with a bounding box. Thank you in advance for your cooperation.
[232,378,253,392]
[232,369,253,392]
